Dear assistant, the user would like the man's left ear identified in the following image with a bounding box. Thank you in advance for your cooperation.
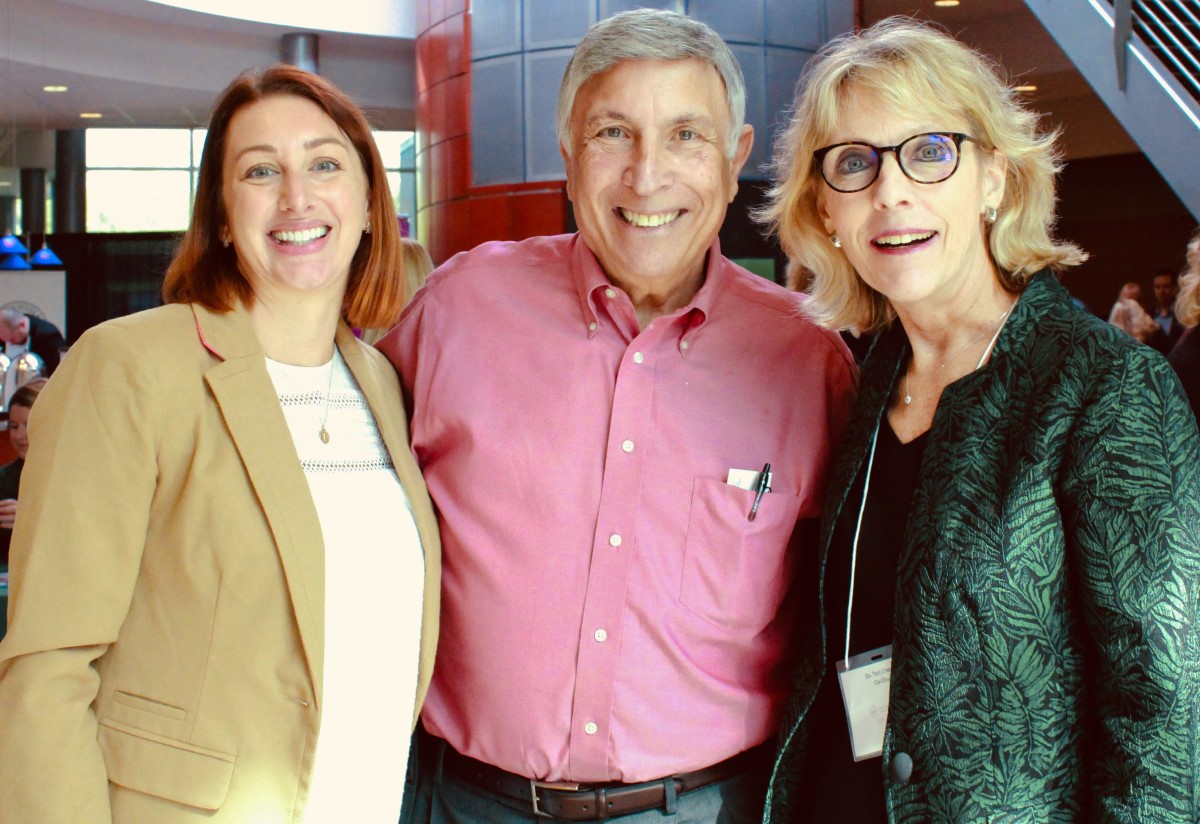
[982,148,1008,216]
[727,124,755,201]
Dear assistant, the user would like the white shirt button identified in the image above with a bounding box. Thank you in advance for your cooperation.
[609,534,622,547]
[584,721,598,735]
[594,628,607,642]
[588,322,597,332]
[621,440,634,453]
[604,288,616,299]
[680,340,689,351]
[633,352,644,364]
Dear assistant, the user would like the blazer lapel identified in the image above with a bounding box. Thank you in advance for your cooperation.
[192,304,326,708]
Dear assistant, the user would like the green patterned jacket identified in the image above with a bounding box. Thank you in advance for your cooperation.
[765,271,1200,823]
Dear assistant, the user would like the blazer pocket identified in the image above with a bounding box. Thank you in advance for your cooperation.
[679,476,803,632]
[106,689,190,740]
[111,689,188,721]
[98,718,236,811]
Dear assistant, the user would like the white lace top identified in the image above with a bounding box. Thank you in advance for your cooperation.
[266,347,425,824]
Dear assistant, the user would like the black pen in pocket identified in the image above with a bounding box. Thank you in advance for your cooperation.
[748,462,772,521]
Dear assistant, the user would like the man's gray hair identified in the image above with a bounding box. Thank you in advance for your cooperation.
[556,9,746,160]
[0,308,24,330]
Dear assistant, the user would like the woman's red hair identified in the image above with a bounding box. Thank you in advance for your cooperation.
[162,65,404,329]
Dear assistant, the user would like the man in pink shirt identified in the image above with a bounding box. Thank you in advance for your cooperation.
[378,9,856,823]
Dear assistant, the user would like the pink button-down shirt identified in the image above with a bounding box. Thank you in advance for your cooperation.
[379,234,856,783]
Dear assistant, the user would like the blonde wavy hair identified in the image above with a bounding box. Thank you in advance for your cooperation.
[758,17,1086,333]
[1175,227,1200,328]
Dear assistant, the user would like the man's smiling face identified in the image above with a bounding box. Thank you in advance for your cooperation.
[562,58,752,299]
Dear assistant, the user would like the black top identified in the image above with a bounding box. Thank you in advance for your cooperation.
[24,315,66,376]
[796,421,928,823]
[1150,311,1185,356]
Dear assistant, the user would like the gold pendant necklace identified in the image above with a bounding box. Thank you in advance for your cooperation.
[272,351,336,445]
[317,352,334,444]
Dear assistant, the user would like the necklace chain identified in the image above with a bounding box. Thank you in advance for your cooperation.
[317,354,334,443]
[903,300,1015,406]
[271,350,337,445]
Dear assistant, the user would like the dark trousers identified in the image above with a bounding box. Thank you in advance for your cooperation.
[399,728,768,824]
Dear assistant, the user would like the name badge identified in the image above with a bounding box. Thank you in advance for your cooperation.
[835,643,892,761]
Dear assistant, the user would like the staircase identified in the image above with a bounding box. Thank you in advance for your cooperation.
[1026,0,1200,218]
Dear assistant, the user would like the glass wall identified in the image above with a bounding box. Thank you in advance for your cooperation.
[374,131,418,232]
[86,128,418,234]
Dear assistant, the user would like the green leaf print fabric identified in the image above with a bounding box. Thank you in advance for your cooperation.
[765,271,1200,824]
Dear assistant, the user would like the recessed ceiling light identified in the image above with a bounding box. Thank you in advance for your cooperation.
[935,0,960,6]
[1015,84,1038,93]
[79,112,103,119]
[43,85,68,93]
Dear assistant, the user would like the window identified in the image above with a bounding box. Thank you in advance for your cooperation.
[86,170,192,233]
[375,131,418,236]
[86,128,200,233]
[86,128,418,235]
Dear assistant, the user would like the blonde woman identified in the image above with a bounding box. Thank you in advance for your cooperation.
[1168,229,1200,422]
[1107,281,1158,341]
[759,18,1200,822]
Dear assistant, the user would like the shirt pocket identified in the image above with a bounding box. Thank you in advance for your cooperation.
[679,476,803,632]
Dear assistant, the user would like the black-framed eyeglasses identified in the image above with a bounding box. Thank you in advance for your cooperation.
[813,132,975,193]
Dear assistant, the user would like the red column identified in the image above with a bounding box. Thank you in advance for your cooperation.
[415,0,569,264]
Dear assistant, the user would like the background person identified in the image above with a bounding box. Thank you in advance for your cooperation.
[400,237,435,312]
[1149,267,1184,353]
[361,236,434,345]
[758,18,1200,822]
[0,65,440,823]
[0,379,47,565]
[1107,281,1158,342]
[1169,231,1200,423]
[378,9,856,824]
[0,308,66,377]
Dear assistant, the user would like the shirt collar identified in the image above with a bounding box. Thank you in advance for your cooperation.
[570,233,725,350]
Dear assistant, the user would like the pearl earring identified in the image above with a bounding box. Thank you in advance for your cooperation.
[984,206,998,224]
[829,234,842,248]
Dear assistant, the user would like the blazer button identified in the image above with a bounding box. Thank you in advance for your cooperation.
[889,752,913,785]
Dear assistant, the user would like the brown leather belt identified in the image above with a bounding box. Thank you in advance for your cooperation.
[435,737,769,820]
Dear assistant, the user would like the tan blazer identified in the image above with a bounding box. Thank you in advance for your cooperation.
[0,302,440,823]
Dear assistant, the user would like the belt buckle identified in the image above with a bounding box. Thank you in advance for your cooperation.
[530,779,582,818]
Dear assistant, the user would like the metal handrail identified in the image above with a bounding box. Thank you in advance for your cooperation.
[1141,4,1200,57]
[1137,3,1200,97]
[1110,0,1200,99]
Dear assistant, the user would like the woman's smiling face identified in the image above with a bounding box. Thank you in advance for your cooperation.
[221,94,370,306]
[816,85,1006,313]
